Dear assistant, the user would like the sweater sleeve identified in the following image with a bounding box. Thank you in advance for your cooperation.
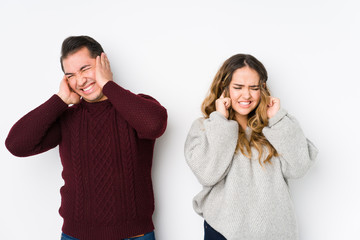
[5,95,68,157]
[102,81,167,139]
[184,111,239,187]
[262,108,319,179]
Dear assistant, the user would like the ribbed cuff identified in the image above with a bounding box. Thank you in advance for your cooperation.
[50,94,69,111]
[210,111,230,121]
[268,108,287,127]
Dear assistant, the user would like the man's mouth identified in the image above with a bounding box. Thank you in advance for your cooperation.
[81,83,95,94]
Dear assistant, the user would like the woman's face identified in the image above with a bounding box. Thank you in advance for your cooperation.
[228,66,261,120]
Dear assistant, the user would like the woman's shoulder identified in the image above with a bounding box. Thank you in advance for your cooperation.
[188,111,239,135]
[189,116,206,131]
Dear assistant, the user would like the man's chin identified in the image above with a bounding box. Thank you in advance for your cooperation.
[82,93,107,103]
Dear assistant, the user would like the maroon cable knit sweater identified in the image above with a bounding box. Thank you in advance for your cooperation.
[5,81,167,240]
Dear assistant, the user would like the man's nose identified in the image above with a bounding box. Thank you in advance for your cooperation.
[76,73,86,86]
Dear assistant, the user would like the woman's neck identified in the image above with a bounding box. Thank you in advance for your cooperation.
[235,114,248,130]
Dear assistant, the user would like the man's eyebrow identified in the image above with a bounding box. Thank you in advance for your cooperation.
[64,65,91,75]
[80,64,91,71]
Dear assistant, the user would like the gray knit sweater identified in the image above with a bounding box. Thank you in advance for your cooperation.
[184,109,318,240]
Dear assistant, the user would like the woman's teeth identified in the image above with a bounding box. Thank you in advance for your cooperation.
[239,101,251,105]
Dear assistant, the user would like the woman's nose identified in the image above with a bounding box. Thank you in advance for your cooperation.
[242,89,251,99]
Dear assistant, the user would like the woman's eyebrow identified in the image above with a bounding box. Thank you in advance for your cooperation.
[233,83,260,87]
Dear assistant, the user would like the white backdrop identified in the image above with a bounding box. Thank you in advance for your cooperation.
[1,0,360,239]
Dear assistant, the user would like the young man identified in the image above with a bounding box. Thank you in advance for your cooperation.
[6,36,167,240]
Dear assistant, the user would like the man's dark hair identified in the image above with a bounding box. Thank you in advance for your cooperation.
[60,35,104,72]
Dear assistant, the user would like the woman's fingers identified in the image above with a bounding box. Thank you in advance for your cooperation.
[220,90,226,99]
[224,98,231,109]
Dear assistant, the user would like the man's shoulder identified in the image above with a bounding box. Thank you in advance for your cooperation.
[137,93,160,104]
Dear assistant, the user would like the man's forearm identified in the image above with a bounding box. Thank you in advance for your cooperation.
[103,81,167,139]
[5,95,68,157]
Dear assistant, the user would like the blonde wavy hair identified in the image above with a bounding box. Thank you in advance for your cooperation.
[201,54,278,165]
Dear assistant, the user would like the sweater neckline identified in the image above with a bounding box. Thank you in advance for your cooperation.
[79,98,112,113]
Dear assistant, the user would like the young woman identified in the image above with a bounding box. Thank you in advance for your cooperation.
[184,54,318,240]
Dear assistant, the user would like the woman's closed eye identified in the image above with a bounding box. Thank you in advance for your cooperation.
[233,87,259,90]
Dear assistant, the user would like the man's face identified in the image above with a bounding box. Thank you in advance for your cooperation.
[62,47,107,102]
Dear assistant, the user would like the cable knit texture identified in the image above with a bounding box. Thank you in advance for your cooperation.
[6,81,167,240]
[184,110,318,240]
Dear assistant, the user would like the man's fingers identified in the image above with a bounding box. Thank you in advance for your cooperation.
[101,53,106,66]
[97,53,110,70]
[62,75,69,85]
[96,55,101,69]
[104,53,110,69]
